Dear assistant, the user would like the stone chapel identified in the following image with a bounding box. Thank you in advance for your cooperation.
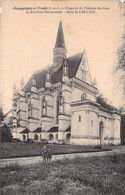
[12,21,121,145]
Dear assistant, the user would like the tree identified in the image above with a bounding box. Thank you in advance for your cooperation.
[0,124,13,142]
[0,106,4,124]
[114,6,125,95]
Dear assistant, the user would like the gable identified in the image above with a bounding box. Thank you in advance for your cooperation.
[75,50,92,85]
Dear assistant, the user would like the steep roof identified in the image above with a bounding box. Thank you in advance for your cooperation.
[48,126,58,132]
[33,127,42,133]
[65,126,71,132]
[20,128,30,134]
[55,20,66,48]
[24,52,84,92]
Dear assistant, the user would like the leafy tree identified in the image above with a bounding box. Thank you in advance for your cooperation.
[97,94,117,111]
[0,124,13,142]
[0,106,4,124]
[114,6,125,95]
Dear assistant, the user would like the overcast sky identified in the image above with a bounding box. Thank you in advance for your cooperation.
[0,0,124,112]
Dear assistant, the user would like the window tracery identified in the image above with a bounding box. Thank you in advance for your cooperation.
[56,91,64,124]
[81,93,87,101]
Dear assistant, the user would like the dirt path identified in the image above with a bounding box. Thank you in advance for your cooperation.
[0,147,125,168]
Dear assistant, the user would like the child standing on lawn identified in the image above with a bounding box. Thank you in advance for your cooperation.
[47,147,52,162]
[42,145,47,162]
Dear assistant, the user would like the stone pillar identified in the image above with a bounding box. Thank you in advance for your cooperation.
[58,80,71,141]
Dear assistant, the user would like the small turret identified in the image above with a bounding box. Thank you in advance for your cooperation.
[45,68,51,88]
[13,83,16,97]
[20,77,25,96]
[20,77,25,91]
[92,77,97,88]
[62,59,69,82]
[32,73,36,87]
[31,73,37,93]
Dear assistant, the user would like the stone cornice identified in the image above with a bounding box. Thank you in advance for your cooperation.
[71,77,98,95]
[71,99,100,107]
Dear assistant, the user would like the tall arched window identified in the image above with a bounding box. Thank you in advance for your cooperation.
[56,92,64,124]
[28,98,32,117]
[42,97,46,116]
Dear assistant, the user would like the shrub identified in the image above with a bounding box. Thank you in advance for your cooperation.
[12,138,21,142]
[40,139,48,144]
[26,139,34,143]
[0,124,13,142]
[2,162,22,172]
[94,145,102,149]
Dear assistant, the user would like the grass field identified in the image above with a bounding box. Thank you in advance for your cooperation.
[0,154,125,195]
[0,142,111,159]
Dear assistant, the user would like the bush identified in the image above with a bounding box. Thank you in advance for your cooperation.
[0,124,13,142]
[2,162,22,172]
[40,139,48,144]
[94,145,102,149]
[26,139,34,143]
[12,138,21,142]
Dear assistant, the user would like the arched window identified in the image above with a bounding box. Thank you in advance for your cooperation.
[66,133,71,141]
[49,134,54,141]
[42,97,46,116]
[81,93,87,101]
[56,92,64,124]
[34,134,39,141]
[22,134,26,141]
[28,98,32,117]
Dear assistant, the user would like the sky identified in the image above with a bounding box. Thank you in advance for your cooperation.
[0,0,124,113]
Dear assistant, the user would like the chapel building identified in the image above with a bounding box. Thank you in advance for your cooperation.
[12,21,121,145]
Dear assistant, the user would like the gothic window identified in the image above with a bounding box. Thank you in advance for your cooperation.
[56,92,64,124]
[81,93,87,101]
[28,103,32,117]
[42,97,47,116]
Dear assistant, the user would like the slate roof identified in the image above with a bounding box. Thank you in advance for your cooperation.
[65,126,71,132]
[20,128,30,134]
[24,52,84,92]
[48,126,58,132]
[33,127,42,133]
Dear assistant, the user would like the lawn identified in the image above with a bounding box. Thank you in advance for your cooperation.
[0,142,111,159]
[0,154,125,195]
